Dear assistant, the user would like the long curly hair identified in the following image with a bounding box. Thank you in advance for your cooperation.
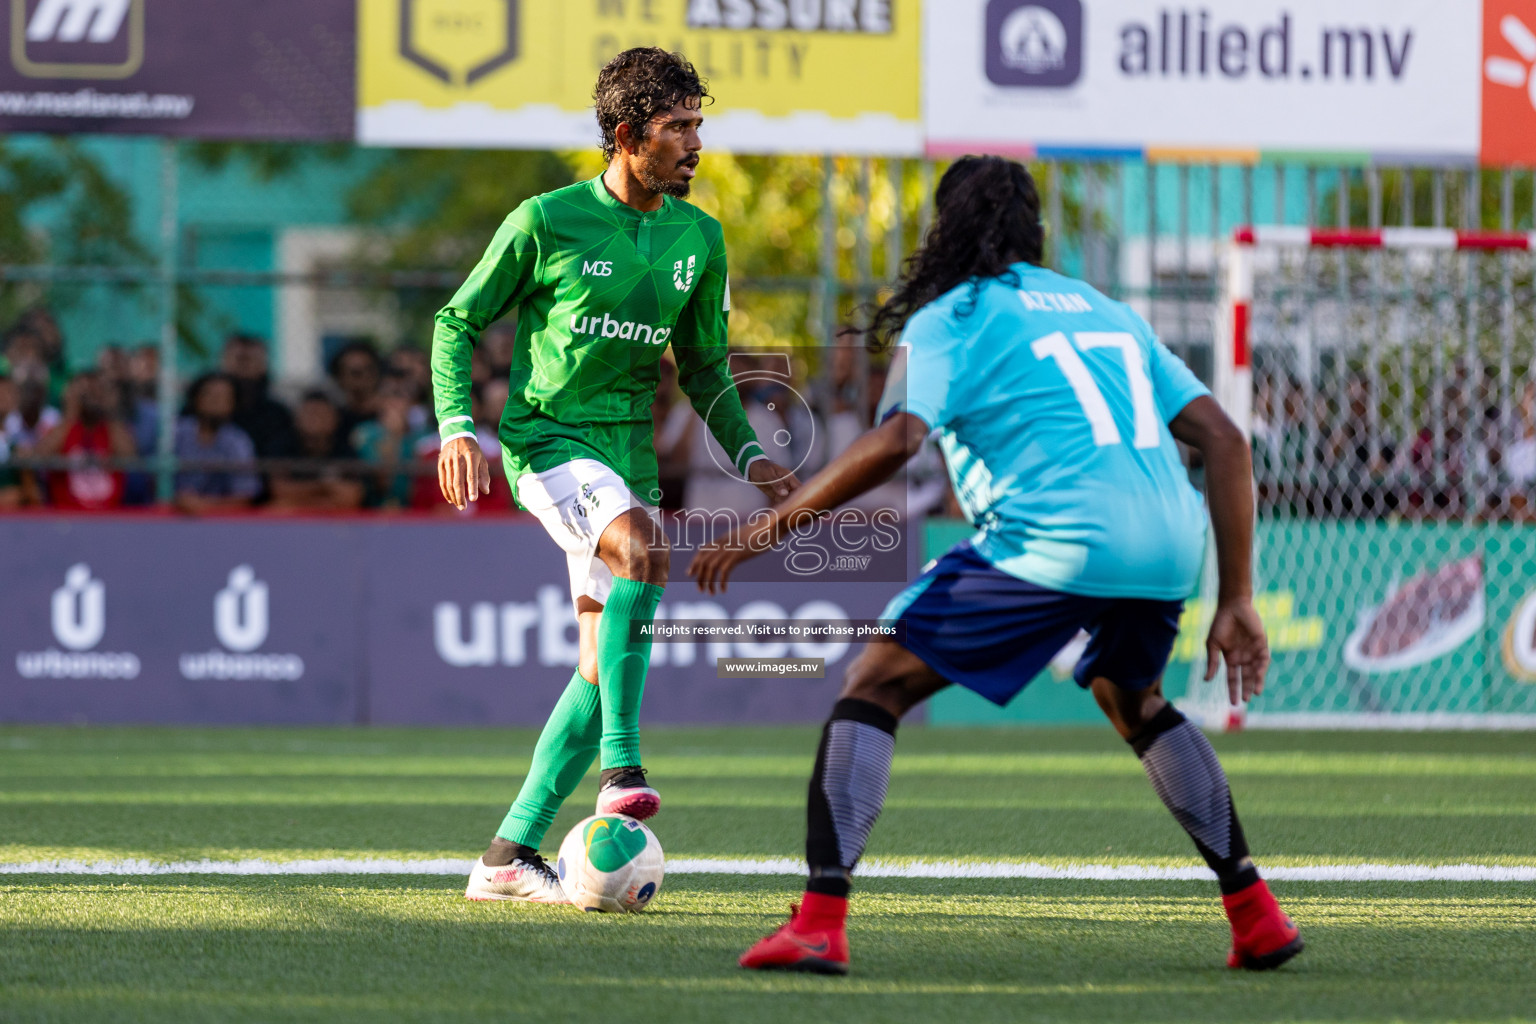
[594,48,711,162]
[866,156,1044,349]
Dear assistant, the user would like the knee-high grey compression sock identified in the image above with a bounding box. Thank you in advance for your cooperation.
[805,697,899,898]
[1129,704,1259,894]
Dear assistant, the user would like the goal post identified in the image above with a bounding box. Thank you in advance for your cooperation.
[1182,226,1536,730]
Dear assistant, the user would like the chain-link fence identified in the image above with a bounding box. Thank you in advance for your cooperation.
[1251,243,1536,521]
[1,153,1533,522]
[1184,229,1536,727]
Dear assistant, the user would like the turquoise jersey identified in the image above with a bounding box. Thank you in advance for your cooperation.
[880,263,1210,600]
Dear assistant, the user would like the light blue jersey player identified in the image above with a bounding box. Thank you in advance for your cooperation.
[880,260,1211,603]
[693,157,1299,977]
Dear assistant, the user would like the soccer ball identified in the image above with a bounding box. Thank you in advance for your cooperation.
[556,814,664,913]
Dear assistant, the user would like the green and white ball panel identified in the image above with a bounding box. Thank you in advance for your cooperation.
[556,814,664,913]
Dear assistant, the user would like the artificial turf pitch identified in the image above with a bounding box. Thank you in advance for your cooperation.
[1,726,1533,1023]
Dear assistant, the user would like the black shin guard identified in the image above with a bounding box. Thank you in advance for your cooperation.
[1128,704,1259,895]
[805,698,899,897]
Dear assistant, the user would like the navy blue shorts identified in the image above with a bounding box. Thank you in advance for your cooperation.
[881,544,1185,707]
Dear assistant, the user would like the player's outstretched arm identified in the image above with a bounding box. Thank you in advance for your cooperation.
[688,412,929,593]
[1169,395,1270,703]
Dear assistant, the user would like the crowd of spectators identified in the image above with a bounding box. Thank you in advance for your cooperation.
[6,305,1529,524]
[0,309,950,518]
[1250,366,1536,522]
[0,310,454,515]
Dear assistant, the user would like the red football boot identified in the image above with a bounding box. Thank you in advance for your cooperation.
[739,893,850,975]
[1223,879,1304,970]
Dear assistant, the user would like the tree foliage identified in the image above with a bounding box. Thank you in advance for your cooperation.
[0,138,156,341]
[350,147,945,352]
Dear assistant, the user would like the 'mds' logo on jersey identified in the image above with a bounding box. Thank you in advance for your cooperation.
[582,260,613,277]
[11,0,145,80]
[398,0,518,87]
[985,0,1082,88]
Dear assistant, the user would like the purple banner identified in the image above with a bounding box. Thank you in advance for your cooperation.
[0,0,354,140]
[0,518,363,723]
[0,517,909,725]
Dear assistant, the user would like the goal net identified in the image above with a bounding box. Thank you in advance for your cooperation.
[1181,226,1536,729]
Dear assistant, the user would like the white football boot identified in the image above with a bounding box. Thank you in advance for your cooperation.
[464,853,568,903]
[595,766,660,821]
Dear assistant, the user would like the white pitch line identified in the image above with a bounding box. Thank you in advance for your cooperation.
[1,858,1534,882]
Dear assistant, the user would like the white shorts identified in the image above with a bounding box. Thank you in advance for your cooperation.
[515,458,659,607]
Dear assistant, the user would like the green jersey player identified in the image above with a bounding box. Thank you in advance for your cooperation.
[434,48,800,904]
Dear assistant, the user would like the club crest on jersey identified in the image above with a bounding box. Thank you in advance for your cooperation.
[673,254,696,292]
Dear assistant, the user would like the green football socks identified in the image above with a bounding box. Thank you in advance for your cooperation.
[494,577,662,848]
[496,670,602,849]
[596,576,664,769]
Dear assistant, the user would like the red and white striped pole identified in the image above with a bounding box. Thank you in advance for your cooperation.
[1233,226,1536,250]
[1218,225,1534,434]
[1218,232,1254,442]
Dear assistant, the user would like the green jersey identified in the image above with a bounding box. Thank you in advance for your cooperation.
[431,175,764,505]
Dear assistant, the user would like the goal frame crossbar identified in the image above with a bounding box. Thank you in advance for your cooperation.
[1218,226,1536,440]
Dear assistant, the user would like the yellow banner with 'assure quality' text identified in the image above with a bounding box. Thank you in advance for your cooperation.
[358,0,921,154]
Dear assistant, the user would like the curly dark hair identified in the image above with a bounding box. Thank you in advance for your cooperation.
[866,156,1044,350]
[594,47,710,161]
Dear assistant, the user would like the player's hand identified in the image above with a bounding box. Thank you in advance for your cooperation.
[438,436,490,510]
[1205,598,1270,704]
[747,458,800,502]
[687,515,778,594]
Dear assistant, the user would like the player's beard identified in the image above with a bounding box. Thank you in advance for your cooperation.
[636,147,693,199]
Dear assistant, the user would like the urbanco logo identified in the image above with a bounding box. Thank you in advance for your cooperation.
[214,564,267,652]
[986,0,1083,88]
[11,0,144,80]
[433,586,855,668]
[673,254,696,292]
[15,563,139,679]
[180,566,304,681]
[568,311,672,346]
[52,561,103,650]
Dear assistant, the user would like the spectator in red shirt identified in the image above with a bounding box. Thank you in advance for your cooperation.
[34,370,135,510]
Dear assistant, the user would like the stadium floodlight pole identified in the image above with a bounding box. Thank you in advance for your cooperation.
[154,137,179,503]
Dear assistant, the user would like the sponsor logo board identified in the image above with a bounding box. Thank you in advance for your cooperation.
[179,565,306,682]
[925,0,1515,164]
[358,0,921,153]
[15,564,141,680]
[11,0,143,79]
[0,0,353,139]
[1481,0,1536,165]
